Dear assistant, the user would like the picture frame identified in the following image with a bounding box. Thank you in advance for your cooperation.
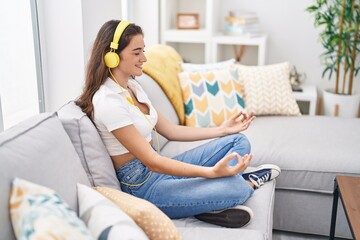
[177,13,200,29]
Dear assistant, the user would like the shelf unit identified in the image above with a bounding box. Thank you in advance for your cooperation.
[292,84,318,115]
[160,0,267,65]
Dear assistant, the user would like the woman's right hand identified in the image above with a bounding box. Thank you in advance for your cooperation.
[208,152,252,178]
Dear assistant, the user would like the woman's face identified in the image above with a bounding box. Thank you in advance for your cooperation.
[118,34,147,77]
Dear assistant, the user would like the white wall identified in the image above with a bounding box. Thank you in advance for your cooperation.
[81,0,123,63]
[127,0,160,48]
[37,0,85,112]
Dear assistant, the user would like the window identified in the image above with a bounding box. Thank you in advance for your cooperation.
[0,0,44,131]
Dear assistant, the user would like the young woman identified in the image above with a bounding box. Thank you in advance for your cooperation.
[76,20,280,228]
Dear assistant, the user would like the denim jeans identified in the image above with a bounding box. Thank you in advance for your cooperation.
[116,133,254,219]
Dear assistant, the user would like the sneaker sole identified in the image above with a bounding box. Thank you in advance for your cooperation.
[194,207,253,228]
[244,164,281,180]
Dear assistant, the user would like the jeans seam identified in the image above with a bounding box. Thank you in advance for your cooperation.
[201,141,234,166]
[156,199,242,208]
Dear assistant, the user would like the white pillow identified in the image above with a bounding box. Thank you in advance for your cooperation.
[236,62,301,116]
[181,58,236,72]
[77,184,148,240]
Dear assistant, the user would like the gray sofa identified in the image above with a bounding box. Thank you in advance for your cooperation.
[0,71,359,240]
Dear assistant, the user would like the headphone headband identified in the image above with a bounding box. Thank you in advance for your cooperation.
[104,20,131,68]
[110,21,131,50]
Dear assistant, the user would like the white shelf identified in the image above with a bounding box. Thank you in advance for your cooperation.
[160,0,267,64]
[292,84,318,116]
[163,29,210,43]
[211,34,267,65]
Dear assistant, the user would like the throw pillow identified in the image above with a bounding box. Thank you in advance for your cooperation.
[9,178,93,240]
[57,101,120,189]
[178,68,245,127]
[181,58,236,72]
[94,186,181,240]
[77,184,148,240]
[236,62,301,115]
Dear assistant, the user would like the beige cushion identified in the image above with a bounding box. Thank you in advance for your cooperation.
[178,68,245,127]
[94,186,181,240]
[235,62,301,116]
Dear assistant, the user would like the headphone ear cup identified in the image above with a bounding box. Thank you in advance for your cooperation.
[104,52,120,68]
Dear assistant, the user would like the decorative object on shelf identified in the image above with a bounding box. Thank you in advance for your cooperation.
[223,9,262,38]
[176,13,200,29]
[232,45,246,62]
[306,0,360,117]
[289,65,306,91]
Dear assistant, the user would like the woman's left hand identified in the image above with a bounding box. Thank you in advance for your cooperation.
[221,111,256,135]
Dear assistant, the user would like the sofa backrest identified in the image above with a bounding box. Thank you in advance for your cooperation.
[57,101,120,189]
[136,72,179,149]
[0,113,90,240]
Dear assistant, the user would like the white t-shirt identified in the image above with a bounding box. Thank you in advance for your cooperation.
[92,78,158,156]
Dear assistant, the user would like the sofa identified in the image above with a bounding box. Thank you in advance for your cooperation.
[137,71,360,240]
[1,56,360,240]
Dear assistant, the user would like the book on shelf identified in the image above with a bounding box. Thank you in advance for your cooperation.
[225,16,259,25]
[229,9,258,19]
[223,9,262,38]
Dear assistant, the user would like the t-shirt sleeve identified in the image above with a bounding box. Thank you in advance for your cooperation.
[94,93,134,132]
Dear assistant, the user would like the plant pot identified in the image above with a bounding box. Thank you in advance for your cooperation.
[323,89,360,118]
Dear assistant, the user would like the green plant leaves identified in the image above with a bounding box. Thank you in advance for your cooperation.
[306,0,360,94]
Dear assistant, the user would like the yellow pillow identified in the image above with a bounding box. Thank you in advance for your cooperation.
[94,186,181,240]
[236,62,301,116]
[178,68,245,127]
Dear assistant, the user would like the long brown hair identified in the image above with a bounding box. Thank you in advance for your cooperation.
[75,20,143,119]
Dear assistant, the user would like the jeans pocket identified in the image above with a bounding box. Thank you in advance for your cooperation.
[116,160,151,194]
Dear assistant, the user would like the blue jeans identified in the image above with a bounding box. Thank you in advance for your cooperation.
[116,133,254,219]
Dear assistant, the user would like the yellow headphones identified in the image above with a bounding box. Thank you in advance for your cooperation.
[104,21,131,68]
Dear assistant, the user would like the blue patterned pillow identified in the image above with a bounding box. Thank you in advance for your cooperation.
[10,178,93,239]
[178,67,245,127]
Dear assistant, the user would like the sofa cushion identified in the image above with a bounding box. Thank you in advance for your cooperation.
[10,178,92,240]
[173,179,275,240]
[235,62,301,116]
[244,115,360,193]
[178,68,245,127]
[177,227,264,240]
[0,113,90,240]
[57,101,120,189]
[77,184,148,240]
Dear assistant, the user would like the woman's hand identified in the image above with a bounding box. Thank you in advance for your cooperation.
[208,152,252,178]
[221,111,256,135]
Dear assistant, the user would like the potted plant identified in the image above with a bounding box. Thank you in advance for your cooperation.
[306,0,360,117]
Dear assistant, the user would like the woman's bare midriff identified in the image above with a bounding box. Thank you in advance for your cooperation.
[111,140,153,170]
[111,152,136,170]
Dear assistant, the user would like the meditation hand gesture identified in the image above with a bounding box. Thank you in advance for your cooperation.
[209,152,252,178]
[221,111,256,135]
